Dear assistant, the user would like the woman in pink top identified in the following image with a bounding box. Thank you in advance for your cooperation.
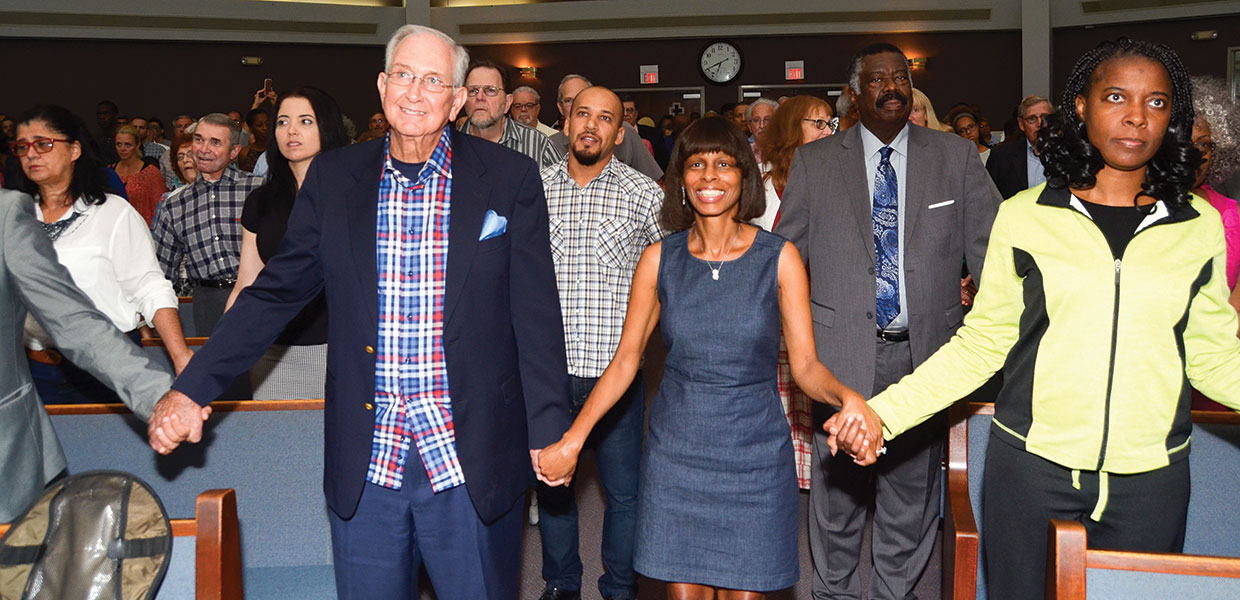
[1190,75,1240,409]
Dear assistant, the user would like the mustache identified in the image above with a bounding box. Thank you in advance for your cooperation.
[876,91,908,109]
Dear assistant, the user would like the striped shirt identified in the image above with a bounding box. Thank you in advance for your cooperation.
[367,129,464,493]
[459,117,564,171]
[152,166,264,281]
[542,155,666,378]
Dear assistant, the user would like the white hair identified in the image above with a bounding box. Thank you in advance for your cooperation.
[384,24,469,86]
[745,98,779,121]
[557,74,592,101]
[512,85,540,102]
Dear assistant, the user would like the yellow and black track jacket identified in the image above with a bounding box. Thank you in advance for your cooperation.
[869,183,1240,474]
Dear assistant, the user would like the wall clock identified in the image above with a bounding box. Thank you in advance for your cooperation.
[700,41,742,84]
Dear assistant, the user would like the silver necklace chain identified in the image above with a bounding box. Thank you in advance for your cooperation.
[699,222,741,281]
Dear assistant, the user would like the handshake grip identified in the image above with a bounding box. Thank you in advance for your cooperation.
[823,400,886,466]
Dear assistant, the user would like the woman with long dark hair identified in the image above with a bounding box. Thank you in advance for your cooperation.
[12,104,190,402]
[829,38,1240,599]
[538,117,865,599]
[225,87,349,399]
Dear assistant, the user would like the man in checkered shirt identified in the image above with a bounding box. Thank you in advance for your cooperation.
[535,86,665,600]
[152,113,263,335]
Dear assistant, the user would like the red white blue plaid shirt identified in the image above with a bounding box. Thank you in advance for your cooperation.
[366,129,465,493]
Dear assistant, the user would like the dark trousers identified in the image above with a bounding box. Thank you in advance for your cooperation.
[537,371,644,599]
[30,329,142,404]
[192,285,251,399]
[328,478,523,600]
[981,435,1190,600]
[810,338,944,600]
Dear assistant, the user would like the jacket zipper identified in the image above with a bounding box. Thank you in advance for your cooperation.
[1096,257,1122,470]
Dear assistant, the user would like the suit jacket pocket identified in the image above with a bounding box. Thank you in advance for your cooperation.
[476,232,511,255]
[811,301,835,327]
[0,383,44,520]
[500,371,521,406]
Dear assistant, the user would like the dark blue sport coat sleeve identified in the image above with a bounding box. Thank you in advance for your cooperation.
[507,158,572,449]
[171,160,327,405]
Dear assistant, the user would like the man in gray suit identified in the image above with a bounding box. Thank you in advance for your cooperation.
[775,43,1000,600]
[0,188,176,522]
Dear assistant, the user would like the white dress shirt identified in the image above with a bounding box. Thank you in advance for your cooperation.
[858,122,910,330]
[26,194,178,349]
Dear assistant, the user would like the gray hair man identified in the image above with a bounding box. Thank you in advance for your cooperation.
[511,85,558,137]
[459,58,563,170]
[152,113,263,336]
[775,42,1000,600]
[986,94,1054,199]
[548,74,663,181]
[147,24,571,600]
[746,98,778,161]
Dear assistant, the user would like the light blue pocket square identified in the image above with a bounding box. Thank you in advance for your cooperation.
[479,209,508,241]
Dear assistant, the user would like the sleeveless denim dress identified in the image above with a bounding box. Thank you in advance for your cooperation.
[633,228,799,591]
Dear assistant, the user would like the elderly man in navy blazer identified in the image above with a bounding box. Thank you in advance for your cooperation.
[148,25,572,600]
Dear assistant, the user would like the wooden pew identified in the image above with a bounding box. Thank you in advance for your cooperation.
[1048,519,1240,599]
[943,405,1240,600]
[942,402,991,600]
[1,488,242,600]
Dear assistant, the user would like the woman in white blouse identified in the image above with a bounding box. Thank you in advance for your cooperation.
[12,105,191,403]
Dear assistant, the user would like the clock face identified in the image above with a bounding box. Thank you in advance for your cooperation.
[700,41,742,84]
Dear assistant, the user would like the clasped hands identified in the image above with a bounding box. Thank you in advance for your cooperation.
[824,393,886,466]
[147,389,212,455]
[533,436,581,487]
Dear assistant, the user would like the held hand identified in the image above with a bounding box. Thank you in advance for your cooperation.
[537,438,581,486]
[148,389,212,455]
[824,392,885,465]
[961,275,977,307]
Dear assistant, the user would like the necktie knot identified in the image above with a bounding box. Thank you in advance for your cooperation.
[879,146,894,163]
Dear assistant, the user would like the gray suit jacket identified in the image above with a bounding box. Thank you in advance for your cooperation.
[0,189,172,521]
[774,124,1001,398]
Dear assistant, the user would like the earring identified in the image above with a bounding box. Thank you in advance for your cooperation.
[681,186,686,206]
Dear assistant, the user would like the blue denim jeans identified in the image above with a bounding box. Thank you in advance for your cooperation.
[537,371,644,599]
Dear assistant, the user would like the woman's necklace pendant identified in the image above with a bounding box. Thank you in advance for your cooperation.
[711,268,720,280]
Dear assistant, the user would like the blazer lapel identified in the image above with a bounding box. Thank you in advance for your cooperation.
[840,128,876,265]
[903,126,931,243]
[444,130,490,325]
[347,144,382,326]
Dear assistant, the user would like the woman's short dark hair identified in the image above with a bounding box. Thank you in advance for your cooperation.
[660,116,765,232]
[14,104,109,205]
[249,86,350,219]
[1038,37,1199,208]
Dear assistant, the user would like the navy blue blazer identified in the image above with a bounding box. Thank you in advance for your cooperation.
[173,129,572,523]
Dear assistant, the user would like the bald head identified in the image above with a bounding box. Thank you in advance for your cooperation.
[567,86,626,169]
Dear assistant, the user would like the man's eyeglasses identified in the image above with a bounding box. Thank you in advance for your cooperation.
[10,138,71,157]
[511,102,539,111]
[1021,114,1049,126]
[386,70,453,93]
[749,117,772,126]
[467,85,503,98]
[803,119,830,131]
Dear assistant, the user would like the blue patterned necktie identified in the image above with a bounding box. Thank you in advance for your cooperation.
[873,146,900,329]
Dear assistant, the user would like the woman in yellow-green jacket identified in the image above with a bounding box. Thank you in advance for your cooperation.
[831,38,1240,600]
